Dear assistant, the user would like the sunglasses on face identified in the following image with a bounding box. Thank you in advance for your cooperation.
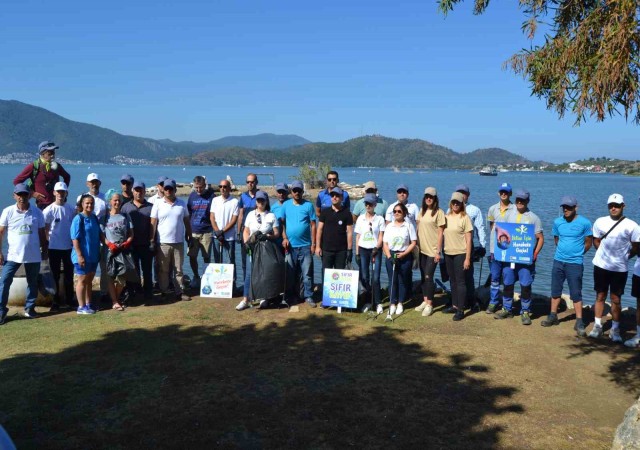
[424,194,434,200]
[562,205,575,210]
[397,190,408,195]
[246,180,256,184]
[608,203,622,209]
[451,201,462,206]
[365,189,376,193]
[365,202,374,207]
[292,188,303,194]
[330,193,341,198]
[219,185,230,189]
[393,209,403,214]
[327,178,338,182]
[499,191,510,195]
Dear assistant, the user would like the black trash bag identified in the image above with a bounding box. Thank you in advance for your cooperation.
[107,251,140,284]
[37,259,57,297]
[250,239,285,302]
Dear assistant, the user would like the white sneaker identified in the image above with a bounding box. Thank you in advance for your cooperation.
[396,303,404,315]
[624,334,640,348]
[235,299,252,311]
[389,304,396,316]
[361,303,372,313]
[610,328,623,343]
[588,325,603,339]
[415,302,427,312]
[422,304,434,317]
[376,304,384,315]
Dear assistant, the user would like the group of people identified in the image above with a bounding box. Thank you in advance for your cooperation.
[1,141,640,348]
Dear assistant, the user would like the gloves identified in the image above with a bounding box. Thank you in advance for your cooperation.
[236,232,242,242]
[372,247,379,258]
[392,253,400,266]
[149,242,156,253]
[214,230,224,239]
[347,249,353,263]
[121,240,132,251]
[258,233,268,241]
[107,242,119,254]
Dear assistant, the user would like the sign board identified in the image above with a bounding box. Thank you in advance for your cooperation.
[493,222,536,264]
[200,263,234,298]
[321,269,359,309]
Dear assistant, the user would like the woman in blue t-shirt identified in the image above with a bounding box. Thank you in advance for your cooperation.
[71,194,104,315]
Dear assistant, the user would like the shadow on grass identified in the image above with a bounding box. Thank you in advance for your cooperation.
[0,315,523,449]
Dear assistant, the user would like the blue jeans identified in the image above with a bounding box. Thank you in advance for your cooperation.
[243,253,253,299]
[212,240,237,283]
[385,252,413,304]
[358,247,382,305]
[502,263,535,313]
[489,257,506,306]
[0,261,40,313]
[286,246,314,301]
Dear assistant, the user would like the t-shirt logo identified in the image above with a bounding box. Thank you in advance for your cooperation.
[338,220,343,225]
[18,223,32,235]
[392,236,404,247]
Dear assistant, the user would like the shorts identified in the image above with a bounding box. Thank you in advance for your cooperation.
[631,274,640,299]
[593,265,628,297]
[187,232,212,262]
[74,262,98,275]
[550,260,583,301]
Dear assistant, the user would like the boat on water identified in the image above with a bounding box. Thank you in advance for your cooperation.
[479,166,498,176]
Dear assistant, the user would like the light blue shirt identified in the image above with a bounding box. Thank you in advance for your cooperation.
[553,215,592,264]
[282,199,317,247]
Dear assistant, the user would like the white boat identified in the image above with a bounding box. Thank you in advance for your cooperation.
[479,166,498,176]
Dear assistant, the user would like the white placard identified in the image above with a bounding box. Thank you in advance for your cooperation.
[200,263,234,298]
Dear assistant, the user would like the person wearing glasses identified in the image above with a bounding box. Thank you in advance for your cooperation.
[493,190,544,325]
[485,182,516,314]
[384,184,420,227]
[187,175,214,289]
[352,181,388,222]
[443,192,473,321]
[315,171,350,217]
[237,174,260,290]
[541,196,592,336]
[281,181,317,307]
[316,187,353,271]
[120,174,134,204]
[588,194,640,342]
[210,179,239,274]
[236,191,280,311]
[383,203,417,316]
[355,193,386,314]
[415,187,445,318]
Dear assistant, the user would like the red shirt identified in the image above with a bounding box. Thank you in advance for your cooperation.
[13,161,71,208]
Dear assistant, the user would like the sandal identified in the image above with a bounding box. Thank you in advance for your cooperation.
[112,303,125,311]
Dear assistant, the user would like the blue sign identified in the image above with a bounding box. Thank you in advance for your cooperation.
[322,269,359,308]
[493,222,535,264]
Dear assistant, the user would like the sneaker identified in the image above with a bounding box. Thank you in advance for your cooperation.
[86,304,97,313]
[541,313,559,327]
[259,299,268,309]
[453,309,464,321]
[23,309,37,319]
[177,293,192,302]
[588,325,603,339]
[521,312,532,325]
[77,306,95,315]
[389,304,396,316]
[415,302,427,312]
[376,304,384,315]
[361,303,372,313]
[574,319,587,337]
[442,305,456,314]
[0,309,7,325]
[624,334,640,348]
[305,298,316,308]
[485,304,498,314]
[610,328,623,343]
[421,305,434,317]
[396,303,404,315]
[235,299,252,311]
[494,308,513,320]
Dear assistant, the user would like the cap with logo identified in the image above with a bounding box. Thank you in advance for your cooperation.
[330,187,343,195]
[255,191,269,201]
[38,141,59,154]
[560,196,577,207]
[275,182,288,193]
[424,187,437,196]
[363,193,377,205]
[133,181,146,190]
[498,182,512,193]
[608,193,624,204]
[396,184,409,193]
[54,181,68,191]
[86,173,100,182]
[291,180,304,191]
[514,189,530,201]
[163,179,176,189]
[13,183,30,194]
[455,184,470,194]
[120,174,134,184]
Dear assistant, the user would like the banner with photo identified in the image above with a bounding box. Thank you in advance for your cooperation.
[200,263,234,298]
[493,222,536,264]
[322,269,359,309]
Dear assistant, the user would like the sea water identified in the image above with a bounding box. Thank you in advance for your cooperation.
[2,163,638,308]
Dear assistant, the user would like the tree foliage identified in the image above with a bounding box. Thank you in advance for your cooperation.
[439,0,640,125]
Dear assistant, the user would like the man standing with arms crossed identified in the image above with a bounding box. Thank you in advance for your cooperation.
[0,184,47,322]
[281,181,317,307]
[150,179,193,302]
[540,196,592,336]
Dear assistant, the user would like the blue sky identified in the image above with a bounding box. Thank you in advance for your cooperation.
[1,0,636,162]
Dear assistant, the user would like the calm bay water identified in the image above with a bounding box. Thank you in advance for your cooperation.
[2,163,639,308]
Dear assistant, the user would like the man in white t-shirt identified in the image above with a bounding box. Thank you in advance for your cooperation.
[588,193,640,342]
[210,179,239,280]
[0,183,47,322]
[148,176,168,206]
[43,181,76,310]
[150,179,193,301]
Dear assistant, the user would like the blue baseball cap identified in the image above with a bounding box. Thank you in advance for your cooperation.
[363,193,377,204]
[498,182,512,193]
[255,191,269,201]
[133,181,146,190]
[514,189,530,200]
[396,184,409,192]
[120,174,134,184]
[560,195,577,207]
[291,180,304,191]
[13,183,30,194]
[157,176,168,185]
[38,141,58,154]
[163,179,176,189]
[275,182,288,193]
[455,184,470,194]
[330,187,343,196]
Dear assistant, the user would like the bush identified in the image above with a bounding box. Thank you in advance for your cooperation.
[295,162,331,189]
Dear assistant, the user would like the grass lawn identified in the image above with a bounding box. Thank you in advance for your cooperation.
[0,292,638,449]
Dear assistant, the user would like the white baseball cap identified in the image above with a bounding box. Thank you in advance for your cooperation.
[54,181,68,191]
[86,173,100,182]
[607,193,624,204]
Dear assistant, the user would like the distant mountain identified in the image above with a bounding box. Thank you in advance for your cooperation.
[0,100,309,162]
[168,135,534,168]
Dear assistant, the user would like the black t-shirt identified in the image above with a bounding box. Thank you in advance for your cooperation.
[319,206,353,252]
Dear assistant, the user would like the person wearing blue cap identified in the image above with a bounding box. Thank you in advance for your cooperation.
[121,181,155,303]
[270,183,289,235]
[355,193,386,314]
[316,187,353,276]
[485,182,516,313]
[352,181,389,222]
[541,196,592,335]
[281,180,317,306]
[120,174,135,204]
[13,141,71,210]
[315,171,350,217]
[0,184,47,323]
[493,189,544,325]
[384,184,420,228]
